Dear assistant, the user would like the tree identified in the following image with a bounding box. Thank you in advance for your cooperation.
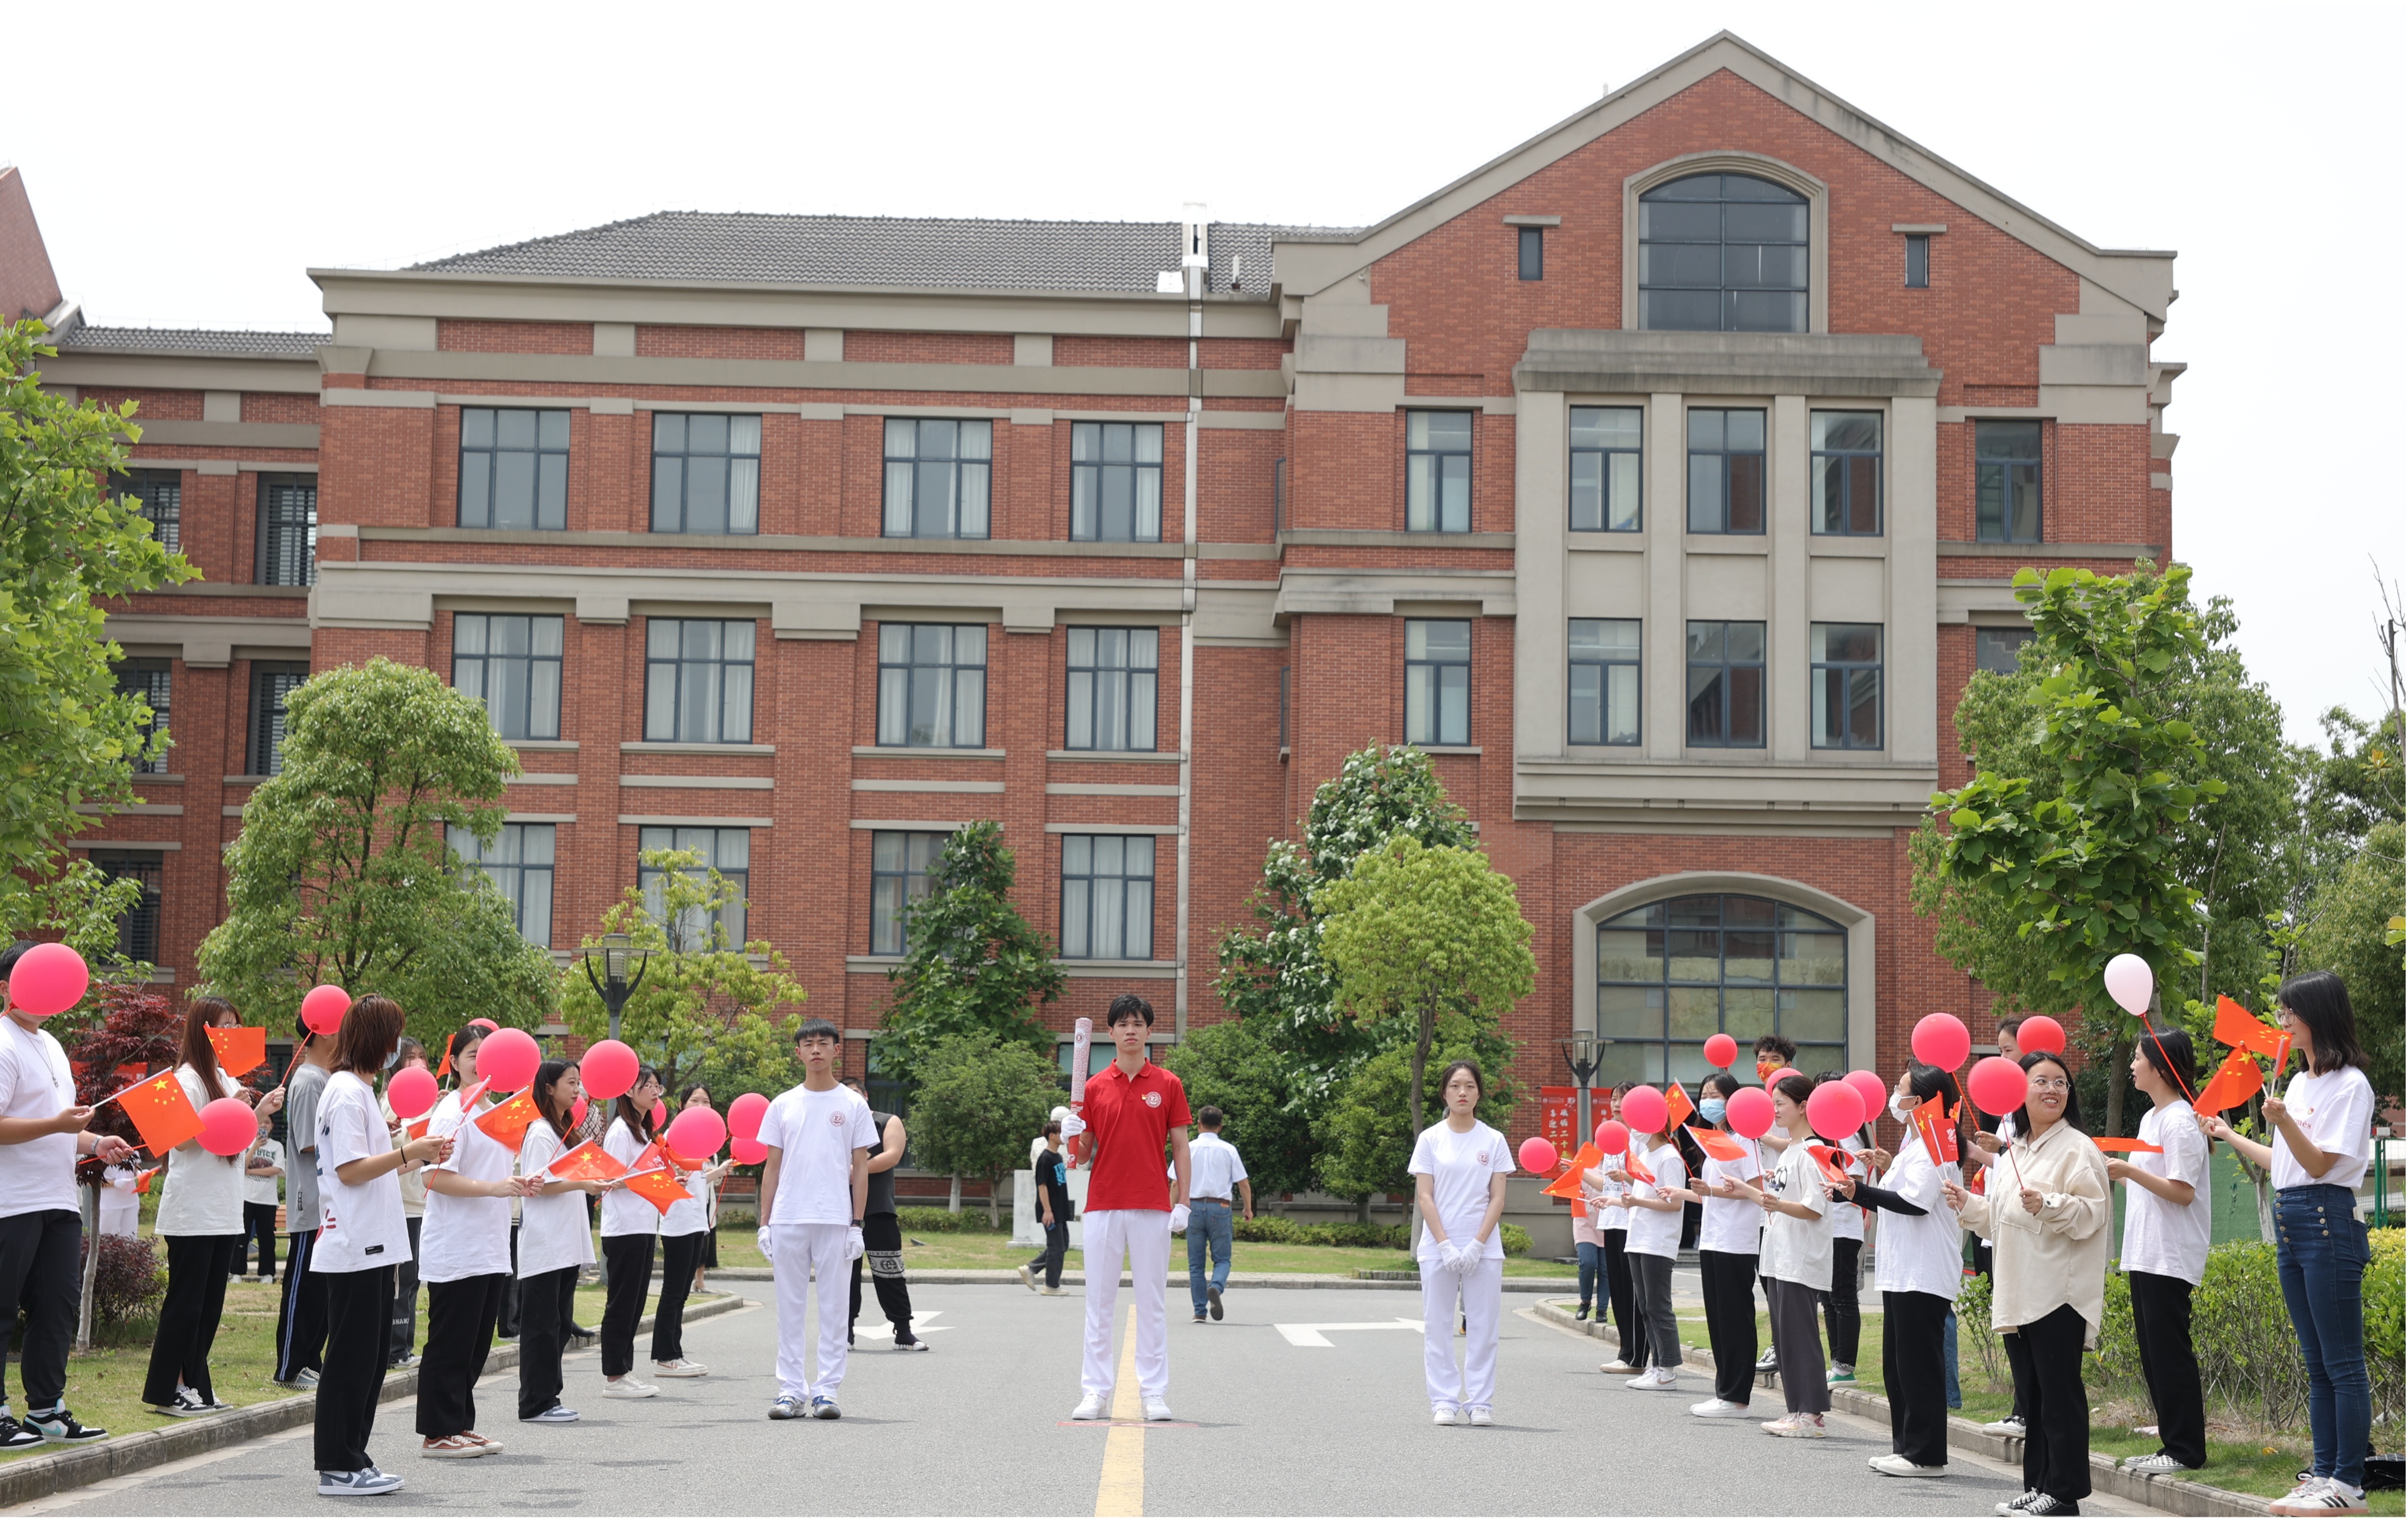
[198,657,557,1041]
[0,321,195,946]
[63,976,177,1348]
[557,847,807,1103]
[1314,1034,1518,1223]
[871,822,1063,1089]
[905,1031,1062,1223]
[1158,1018,1316,1200]
[2293,819,2405,1103]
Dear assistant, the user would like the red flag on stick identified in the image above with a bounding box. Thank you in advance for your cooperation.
[2192,1045,2266,1116]
[2212,996,2286,1061]
[622,1167,691,1215]
[205,1026,267,1079]
[474,1090,541,1149]
[1803,1144,1855,1188]
[1911,1093,1959,1167]
[1662,1082,1698,1132]
[1623,1149,1656,1186]
[108,1070,204,1155]
[2093,1137,2165,1155]
[1686,1126,1747,1162]
[132,1166,161,1195]
[1542,1144,1604,1200]
[545,1141,628,1184]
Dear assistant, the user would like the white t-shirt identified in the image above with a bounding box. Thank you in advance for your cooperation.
[759,1083,875,1228]
[2270,1066,2376,1194]
[156,1064,246,1237]
[517,1121,596,1277]
[1696,1147,1766,1256]
[314,1071,410,1274]
[245,1136,284,1207]
[1872,1132,1963,1301]
[419,1092,515,1284]
[1407,1120,1516,1262]
[0,1018,79,1219]
[1828,1133,1868,1244]
[661,1157,711,1238]
[2119,1100,2213,1284]
[1623,1140,1689,1260]
[98,1165,142,1235]
[599,1117,659,1239]
[1585,1165,1629,1232]
[1759,1137,1833,1290]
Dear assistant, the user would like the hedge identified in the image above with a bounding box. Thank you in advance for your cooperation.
[1232,1215,1532,1256]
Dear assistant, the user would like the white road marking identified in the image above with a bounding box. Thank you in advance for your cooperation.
[1273,1318,1425,1348]
[854,1308,951,1340]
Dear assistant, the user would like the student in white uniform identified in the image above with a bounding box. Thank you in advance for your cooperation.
[1810,1070,1871,1385]
[756,1019,873,1422]
[1590,1082,1646,1376]
[240,1106,283,1279]
[97,1164,142,1238]
[652,1101,730,1379]
[2105,1028,2212,1476]
[2201,972,2379,1517]
[415,1025,537,1458]
[1723,1073,1832,1438]
[517,1060,615,1426]
[309,995,451,1499]
[1616,1102,1689,1392]
[1683,1072,1763,1418]
[1408,1060,1514,1426]
[597,1064,665,1400]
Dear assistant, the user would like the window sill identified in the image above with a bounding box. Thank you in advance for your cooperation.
[1682,534,1771,555]
[851,745,1006,760]
[1936,540,2164,559]
[1415,745,1483,756]
[222,775,272,785]
[1045,749,1181,764]
[1278,529,1515,550]
[508,739,580,751]
[1565,535,1646,553]
[622,741,775,755]
[1059,958,1179,979]
[1806,536,1888,557]
[131,773,185,784]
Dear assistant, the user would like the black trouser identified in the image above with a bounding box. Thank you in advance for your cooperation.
[849,1213,911,1338]
[144,1233,241,1405]
[2129,1269,2206,1468]
[1882,1289,1953,1467]
[0,1208,81,1413]
[654,1232,706,1363]
[1698,1248,1760,1405]
[417,1273,507,1438]
[238,1203,278,1278]
[1027,1221,1069,1289]
[2008,1303,2091,1503]
[1766,1276,1831,1415]
[1629,1250,1681,1371]
[387,1216,422,1363]
[1975,1237,2031,1421]
[1823,1237,1862,1366]
[600,1234,655,1378]
[275,1229,327,1382]
[516,1266,577,1418]
[1601,1229,1643,1366]
[313,1265,393,1475]
[498,1226,520,1339]
[2002,1321,2033,1421]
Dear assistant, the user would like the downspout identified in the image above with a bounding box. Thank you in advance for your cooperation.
[1176,248,1202,1042]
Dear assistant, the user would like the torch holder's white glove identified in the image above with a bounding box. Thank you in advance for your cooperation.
[1169,1203,1190,1234]
[1059,1111,1086,1139]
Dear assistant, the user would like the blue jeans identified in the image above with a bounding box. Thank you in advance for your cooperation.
[1187,1200,1234,1315]
[1942,1305,1961,1408]
[1575,1241,1601,1309]
[2276,1185,2370,1491]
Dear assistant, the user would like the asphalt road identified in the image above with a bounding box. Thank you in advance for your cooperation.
[19,1280,2159,1517]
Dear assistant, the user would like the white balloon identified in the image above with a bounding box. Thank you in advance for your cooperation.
[2103,953,2154,1015]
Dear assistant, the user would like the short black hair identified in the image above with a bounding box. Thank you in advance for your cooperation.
[1106,993,1154,1029]
[0,942,34,981]
[2279,970,2368,1075]
[795,1017,841,1045]
[840,1076,865,1093]
[1753,1034,1796,1063]
[1995,1016,2028,1040]
[1197,1105,1223,1129]
[1043,1119,1061,1138]
[2136,1027,2195,1093]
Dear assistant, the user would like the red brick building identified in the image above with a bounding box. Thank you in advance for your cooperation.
[35,34,2181,1126]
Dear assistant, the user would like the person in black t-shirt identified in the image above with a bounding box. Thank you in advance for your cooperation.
[1020,1122,1071,1294]
[840,1080,924,1351]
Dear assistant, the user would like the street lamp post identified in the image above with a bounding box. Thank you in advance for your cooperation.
[580,931,651,1043]
[1561,1032,1601,1149]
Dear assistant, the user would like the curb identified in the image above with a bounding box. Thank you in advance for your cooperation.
[0,1291,749,1510]
[683,1266,1578,1292]
[1528,1298,2270,1518]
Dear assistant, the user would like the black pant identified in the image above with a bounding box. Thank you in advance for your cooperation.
[1629,1250,1681,1370]
[1883,1289,1952,1467]
[654,1232,705,1363]
[498,1226,520,1339]
[1027,1221,1068,1289]
[1823,1237,1862,1366]
[238,1203,279,1279]
[516,1266,577,1418]
[2002,1321,2033,1422]
[848,1213,911,1339]
[1698,1249,1760,1405]
[0,1209,80,1413]
[417,1273,507,1438]
[275,1229,328,1382]
[388,1216,422,1363]
[600,1234,655,1378]
[314,1265,393,1475]
[2008,1303,2091,1503]
[144,1233,241,1405]
[1601,1229,1643,1366]
[2130,1269,2206,1468]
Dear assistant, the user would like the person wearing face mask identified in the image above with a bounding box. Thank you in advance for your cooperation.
[1717,1074,1831,1438]
[1589,1082,1648,1376]
[1409,1060,1514,1426]
[1681,1071,1762,1419]
[1810,1070,1878,1386]
[1614,1100,1689,1394]
[1747,1035,1799,1376]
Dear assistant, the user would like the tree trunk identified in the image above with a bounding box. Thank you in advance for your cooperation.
[1407,1009,1433,1253]
[986,1175,1000,1228]
[2103,1031,2129,1140]
[76,1186,98,1352]
[947,1174,961,1214]
[1355,1195,1371,1225]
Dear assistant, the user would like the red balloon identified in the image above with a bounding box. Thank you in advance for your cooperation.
[1724,1086,1776,1139]
[387,1067,439,1121]
[1619,1084,1668,1135]
[1968,1055,2029,1118]
[299,985,351,1037]
[467,1018,500,1032]
[2017,1015,2067,1057]
[1843,1070,1890,1123]
[730,1134,768,1165]
[666,1107,727,1159]
[1595,1120,1630,1156]
[1806,1080,1866,1142]
[1702,1033,1738,1069]
[1910,1014,1972,1071]
[651,1099,668,1129]
[569,1096,589,1131]
[197,1096,257,1157]
[580,1040,639,1102]
[729,1091,770,1142]
[477,1028,540,1094]
[4,942,89,1018]
[1517,1136,1559,1174]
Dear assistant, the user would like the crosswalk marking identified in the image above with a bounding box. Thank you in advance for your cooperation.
[1273,1318,1426,1348]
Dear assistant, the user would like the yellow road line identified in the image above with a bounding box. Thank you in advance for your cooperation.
[1095,1304,1144,1517]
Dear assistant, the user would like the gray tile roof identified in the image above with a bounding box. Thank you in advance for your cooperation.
[56,325,327,357]
[408,212,1359,295]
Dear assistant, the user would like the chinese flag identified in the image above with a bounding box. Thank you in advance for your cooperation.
[1542,1144,1604,1200]
[2093,1137,2165,1154]
[205,1025,267,1079]
[405,1117,432,1141]
[132,1166,160,1195]
[2194,1045,2265,1116]
[474,1090,541,1149]
[1623,1149,1656,1186]
[623,1167,691,1216]
[1663,1082,1697,1132]
[1686,1126,1747,1162]
[1804,1144,1854,1188]
[546,1141,629,1184]
[1911,1093,1959,1167]
[116,1070,204,1155]
[2212,996,2286,1061]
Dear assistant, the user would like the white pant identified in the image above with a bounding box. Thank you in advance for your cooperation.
[771,1223,851,1401]
[1081,1208,1172,1402]
[1420,1256,1503,1410]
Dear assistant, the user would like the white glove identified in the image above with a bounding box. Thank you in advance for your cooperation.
[1169,1203,1190,1234]
[846,1224,865,1262]
[757,1226,772,1263]
[1059,1112,1086,1139]
[1447,1240,1479,1274]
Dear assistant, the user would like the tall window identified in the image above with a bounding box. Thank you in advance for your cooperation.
[1811,412,1882,536]
[1569,620,1640,747]
[1405,620,1470,747]
[458,408,569,531]
[1065,628,1158,751]
[451,823,555,946]
[1975,627,2034,675]
[1595,894,1847,1086]
[1810,624,1884,750]
[124,470,180,552]
[1685,621,1764,748]
[1976,421,2042,543]
[92,854,162,964]
[642,620,754,744]
[870,830,948,955]
[1570,408,1642,532]
[1518,226,1545,281]
[876,624,986,748]
[452,614,563,740]
[117,659,172,774]
[1637,172,1809,333]
[1062,835,1155,959]
[651,413,761,535]
[1071,422,1164,542]
[249,662,308,775]
[1406,412,1472,532]
[639,826,749,948]
[1687,409,1765,533]
[257,476,317,586]
[1904,234,1931,289]
[883,418,991,539]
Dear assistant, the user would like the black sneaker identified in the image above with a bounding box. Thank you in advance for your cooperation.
[2024,1498,2080,1516]
[1208,1285,1223,1321]
[27,1407,107,1443]
[0,1416,44,1451]
[892,1334,929,1352]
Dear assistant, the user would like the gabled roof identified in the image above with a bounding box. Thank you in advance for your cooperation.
[54,325,327,359]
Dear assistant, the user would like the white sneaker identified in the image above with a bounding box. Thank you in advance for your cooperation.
[767,1395,804,1420]
[652,1359,708,1378]
[1691,1398,1754,1418]
[1771,1413,1826,1439]
[1625,1367,1678,1390]
[1467,1406,1493,1426]
[1870,1454,1944,1477]
[601,1377,656,1399]
[1017,1265,1037,1292]
[2121,1452,2186,1475]
[1598,1360,1641,1374]
[1142,1398,1174,1422]
[1071,1393,1108,1421]
[1433,1405,1461,1426]
[1980,1414,2027,1436]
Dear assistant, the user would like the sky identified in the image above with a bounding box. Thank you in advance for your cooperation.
[6,1,2400,744]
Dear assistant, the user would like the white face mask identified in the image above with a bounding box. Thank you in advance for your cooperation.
[1890,1094,1916,1122]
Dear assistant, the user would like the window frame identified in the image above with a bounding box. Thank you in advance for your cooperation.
[124,470,181,552]
[1975,626,2035,675]
[875,623,990,749]
[1069,421,1165,543]
[882,417,993,540]
[1593,892,1849,1087]
[456,406,569,532]
[1810,411,1884,538]
[1404,411,1473,533]
[256,474,317,587]
[450,822,556,947]
[1636,172,1810,334]
[1059,833,1156,960]
[91,852,162,965]
[650,412,762,536]
[869,830,950,956]
[1404,618,1471,747]
[641,618,756,745]
[1810,623,1885,751]
[117,658,172,775]
[1686,409,1767,535]
[451,613,565,741]
[1063,627,1159,752]
[1568,619,1642,747]
[1685,620,1766,750]
[1904,234,1930,289]
[1975,421,2044,543]
[1569,406,1643,533]
[638,825,749,949]
[248,661,309,776]
[1517,226,1544,281]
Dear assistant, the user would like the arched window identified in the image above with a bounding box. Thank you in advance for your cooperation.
[1594,893,1846,1086]
[1637,173,1808,333]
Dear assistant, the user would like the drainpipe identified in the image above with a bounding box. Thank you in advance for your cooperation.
[1174,209,1206,1041]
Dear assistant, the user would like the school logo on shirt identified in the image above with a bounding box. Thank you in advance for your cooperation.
[1474,1151,1489,1165]
[1141,1092,1161,1108]
[830,1112,849,1126]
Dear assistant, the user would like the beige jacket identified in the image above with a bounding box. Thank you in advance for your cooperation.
[1959,1115,2112,1346]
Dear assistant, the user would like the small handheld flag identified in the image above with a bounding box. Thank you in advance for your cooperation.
[1685,1126,1747,1163]
[204,1026,267,1079]
[1541,1143,1604,1200]
[1662,1082,1697,1132]
[545,1141,629,1184]
[2193,1045,2266,1116]
[2093,1137,2165,1154]
[474,1089,541,1149]
[2212,995,2286,1061]
[622,1166,692,1214]
[107,1071,205,1155]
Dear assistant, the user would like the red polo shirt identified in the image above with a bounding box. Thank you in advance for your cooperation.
[1081,1058,1190,1213]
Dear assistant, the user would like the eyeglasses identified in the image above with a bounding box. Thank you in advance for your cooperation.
[2027,1077,2070,1092]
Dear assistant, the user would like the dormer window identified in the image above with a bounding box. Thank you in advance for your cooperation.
[1638,173,1807,333]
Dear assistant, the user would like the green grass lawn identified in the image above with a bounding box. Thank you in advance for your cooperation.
[707,1226,1575,1279]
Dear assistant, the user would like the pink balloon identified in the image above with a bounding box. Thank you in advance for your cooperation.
[2103,953,2154,1016]
[2018,1015,2067,1057]
[651,1099,667,1129]
[569,1096,589,1131]
[1911,1014,1971,1070]
[387,1067,439,1120]
[580,1040,638,1102]
[1702,1033,1738,1069]
[1843,1070,1890,1122]
[197,1096,256,1157]
[666,1106,727,1159]
[466,1018,500,1032]
[1724,1086,1776,1139]
[1806,1080,1866,1142]
[1517,1136,1558,1174]
[1968,1055,2029,1118]
[299,985,350,1037]
[729,1092,770,1142]
[1595,1120,1630,1156]
[1619,1084,1668,1135]
[4,942,88,1018]
[730,1133,768,1165]
[477,1028,540,1093]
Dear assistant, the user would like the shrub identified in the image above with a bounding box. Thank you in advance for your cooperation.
[83,1233,165,1342]
[1225,1216,1532,1255]
[895,1206,1006,1234]
[1499,1223,1532,1258]
[1957,1272,2011,1395]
